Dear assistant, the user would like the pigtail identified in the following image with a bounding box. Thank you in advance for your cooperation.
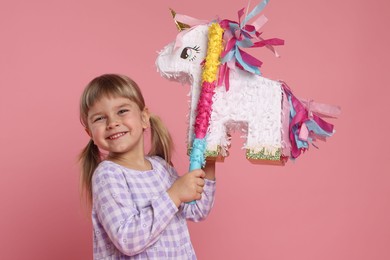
[148,114,174,165]
[79,139,101,205]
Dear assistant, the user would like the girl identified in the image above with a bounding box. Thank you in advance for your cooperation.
[79,74,216,259]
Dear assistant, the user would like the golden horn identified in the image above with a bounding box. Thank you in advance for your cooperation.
[170,8,190,31]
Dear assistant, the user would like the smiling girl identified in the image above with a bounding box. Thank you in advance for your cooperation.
[79,74,216,259]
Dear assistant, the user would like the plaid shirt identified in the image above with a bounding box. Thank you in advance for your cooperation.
[91,156,216,259]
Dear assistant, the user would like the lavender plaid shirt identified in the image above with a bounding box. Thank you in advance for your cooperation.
[91,156,216,259]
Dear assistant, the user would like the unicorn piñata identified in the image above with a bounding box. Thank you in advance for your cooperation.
[156,1,340,170]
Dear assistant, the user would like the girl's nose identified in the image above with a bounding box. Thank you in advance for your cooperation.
[106,118,120,129]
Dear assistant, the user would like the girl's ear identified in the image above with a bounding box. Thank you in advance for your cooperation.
[141,107,151,129]
[85,128,92,138]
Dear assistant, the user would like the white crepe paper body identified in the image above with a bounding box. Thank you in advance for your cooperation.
[157,24,287,163]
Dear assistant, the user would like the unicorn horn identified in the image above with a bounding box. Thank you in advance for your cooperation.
[170,8,190,31]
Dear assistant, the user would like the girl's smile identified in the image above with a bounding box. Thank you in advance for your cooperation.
[106,131,129,140]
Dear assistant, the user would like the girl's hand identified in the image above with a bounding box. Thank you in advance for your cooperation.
[167,169,206,207]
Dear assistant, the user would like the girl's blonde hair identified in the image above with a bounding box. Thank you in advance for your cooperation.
[79,74,173,205]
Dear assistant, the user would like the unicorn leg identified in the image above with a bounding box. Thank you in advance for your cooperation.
[206,120,229,159]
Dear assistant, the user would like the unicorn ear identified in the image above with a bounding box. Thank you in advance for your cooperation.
[170,8,190,31]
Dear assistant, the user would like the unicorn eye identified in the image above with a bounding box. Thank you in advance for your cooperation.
[180,46,201,61]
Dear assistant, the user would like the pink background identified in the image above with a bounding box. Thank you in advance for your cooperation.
[1,0,389,259]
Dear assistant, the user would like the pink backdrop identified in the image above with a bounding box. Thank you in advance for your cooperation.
[1,0,389,259]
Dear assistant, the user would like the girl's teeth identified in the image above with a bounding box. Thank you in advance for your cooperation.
[109,132,125,139]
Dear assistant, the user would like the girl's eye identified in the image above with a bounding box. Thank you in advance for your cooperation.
[118,109,129,114]
[93,116,105,123]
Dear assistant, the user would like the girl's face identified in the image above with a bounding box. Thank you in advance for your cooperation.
[86,96,149,158]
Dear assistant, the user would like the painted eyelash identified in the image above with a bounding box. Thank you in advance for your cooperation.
[192,45,200,52]
[189,46,200,61]
[189,56,197,61]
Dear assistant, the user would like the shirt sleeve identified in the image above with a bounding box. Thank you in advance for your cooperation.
[165,162,217,222]
[92,164,178,256]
